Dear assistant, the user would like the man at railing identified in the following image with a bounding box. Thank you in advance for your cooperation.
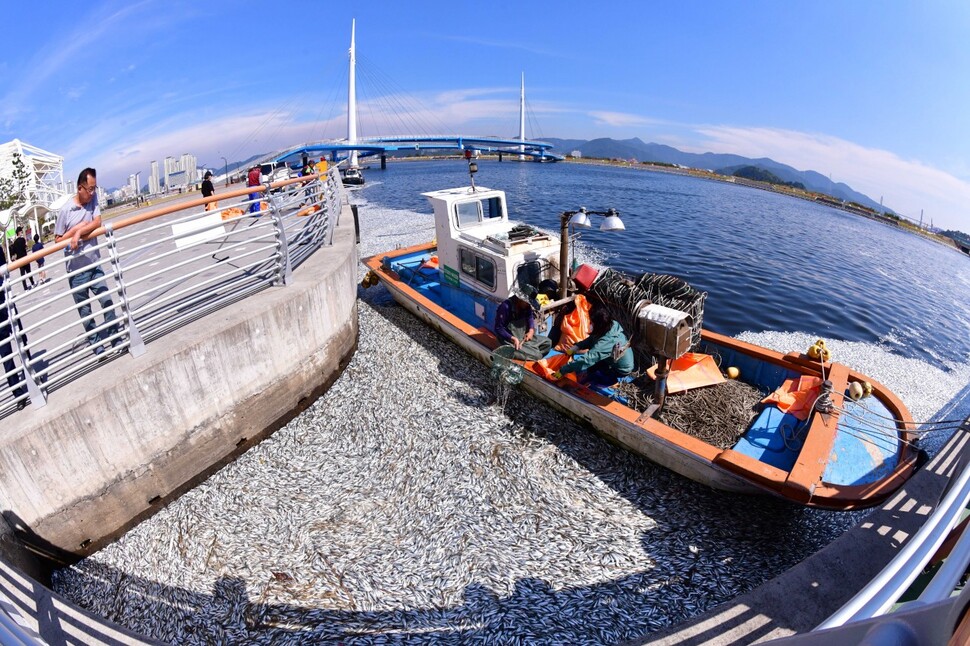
[54,168,120,357]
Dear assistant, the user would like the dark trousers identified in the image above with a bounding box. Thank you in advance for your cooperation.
[585,358,626,387]
[19,264,34,290]
[69,265,119,347]
[0,296,27,401]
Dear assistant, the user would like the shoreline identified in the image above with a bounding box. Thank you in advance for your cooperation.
[380,154,966,254]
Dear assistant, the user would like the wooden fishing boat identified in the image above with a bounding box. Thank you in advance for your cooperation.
[362,169,920,510]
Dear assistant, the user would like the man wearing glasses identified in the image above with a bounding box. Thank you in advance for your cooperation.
[54,168,120,356]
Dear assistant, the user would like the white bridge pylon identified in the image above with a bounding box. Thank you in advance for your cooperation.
[271,21,561,166]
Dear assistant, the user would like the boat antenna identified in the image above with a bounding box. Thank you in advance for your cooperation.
[464,148,478,192]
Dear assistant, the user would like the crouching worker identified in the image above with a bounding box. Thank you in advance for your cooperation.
[552,309,634,386]
[494,287,552,361]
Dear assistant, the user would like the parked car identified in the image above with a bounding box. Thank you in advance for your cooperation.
[259,162,293,187]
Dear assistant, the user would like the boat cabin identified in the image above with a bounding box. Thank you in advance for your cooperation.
[422,186,561,302]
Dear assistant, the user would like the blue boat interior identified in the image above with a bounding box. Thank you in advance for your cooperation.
[383,251,902,482]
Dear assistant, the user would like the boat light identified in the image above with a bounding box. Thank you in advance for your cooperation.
[599,208,625,231]
[570,208,592,228]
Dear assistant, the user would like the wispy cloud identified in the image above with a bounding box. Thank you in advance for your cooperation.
[588,111,663,129]
[437,35,575,60]
[1,3,150,119]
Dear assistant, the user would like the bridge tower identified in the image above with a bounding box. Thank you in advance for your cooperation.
[518,73,526,161]
[347,19,359,169]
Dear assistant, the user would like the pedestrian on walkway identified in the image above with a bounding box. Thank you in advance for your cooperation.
[31,234,48,283]
[0,245,29,409]
[247,166,261,213]
[10,227,35,292]
[201,170,217,211]
[54,168,120,356]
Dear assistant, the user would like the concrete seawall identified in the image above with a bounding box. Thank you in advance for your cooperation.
[0,211,358,562]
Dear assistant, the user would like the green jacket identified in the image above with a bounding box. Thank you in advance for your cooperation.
[560,320,635,376]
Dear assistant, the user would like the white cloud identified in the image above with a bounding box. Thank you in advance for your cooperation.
[692,126,970,231]
[588,111,661,129]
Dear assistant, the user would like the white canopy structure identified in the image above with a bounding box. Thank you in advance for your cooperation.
[0,138,68,239]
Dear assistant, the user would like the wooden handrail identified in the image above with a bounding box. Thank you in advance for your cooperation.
[3,172,327,273]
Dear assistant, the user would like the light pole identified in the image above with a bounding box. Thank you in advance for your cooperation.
[557,207,624,299]
[221,157,229,187]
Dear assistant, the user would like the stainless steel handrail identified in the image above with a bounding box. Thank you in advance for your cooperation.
[0,169,344,414]
[817,442,970,629]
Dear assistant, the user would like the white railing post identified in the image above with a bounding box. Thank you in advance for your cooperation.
[263,185,292,286]
[103,224,146,357]
[1,268,46,408]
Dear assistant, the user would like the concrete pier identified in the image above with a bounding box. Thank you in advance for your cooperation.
[0,208,358,561]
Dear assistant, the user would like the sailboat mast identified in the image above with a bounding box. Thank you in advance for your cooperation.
[518,72,526,160]
[348,19,359,168]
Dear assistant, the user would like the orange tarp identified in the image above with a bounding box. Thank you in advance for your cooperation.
[534,353,570,381]
[761,375,822,420]
[647,353,725,394]
[555,294,592,351]
[220,207,245,221]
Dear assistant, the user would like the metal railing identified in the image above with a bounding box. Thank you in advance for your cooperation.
[0,168,344,415]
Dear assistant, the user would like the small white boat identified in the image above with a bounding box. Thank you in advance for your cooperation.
[342,167,365,186]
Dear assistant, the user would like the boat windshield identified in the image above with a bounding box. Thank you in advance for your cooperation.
[455,196,504,228]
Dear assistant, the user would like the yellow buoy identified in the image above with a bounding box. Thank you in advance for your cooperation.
[848,382,864,401]
[862,381,873,397]
[726,367,740,379]
[807,343,821,359]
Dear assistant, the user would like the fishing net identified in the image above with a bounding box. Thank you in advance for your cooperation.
[614,377,765,449]
[588,269,764,448]
[490,346,523,409]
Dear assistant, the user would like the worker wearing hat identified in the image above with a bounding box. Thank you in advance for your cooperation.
[493,285,552,361]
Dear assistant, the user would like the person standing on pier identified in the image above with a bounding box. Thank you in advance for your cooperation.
[247,165,261,213]
[54,168,120,356]
[0,246,28,409]
[10,228,35,292]
[201,170,217,211]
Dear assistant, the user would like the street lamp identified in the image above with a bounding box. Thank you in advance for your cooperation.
[220,157,229,187]
[557,207,624,299]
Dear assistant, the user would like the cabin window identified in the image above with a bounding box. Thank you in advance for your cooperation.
[476,256,496,288]
[515,260,543,292]
[460,248,476,275]
[455,201,481,228]
[482,197,504,220]
[459,247,497,290]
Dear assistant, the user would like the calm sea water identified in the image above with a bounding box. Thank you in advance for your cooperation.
[359,159,970,369]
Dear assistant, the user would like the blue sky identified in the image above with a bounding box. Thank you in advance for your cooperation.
[3,1,970,231]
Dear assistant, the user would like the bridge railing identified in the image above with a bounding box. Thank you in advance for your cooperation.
[0,168,344,415]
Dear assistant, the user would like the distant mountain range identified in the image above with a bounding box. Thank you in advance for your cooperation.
[544,137,889,214]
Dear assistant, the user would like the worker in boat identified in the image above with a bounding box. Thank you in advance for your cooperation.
[494,285,552,361]
[552,308,634,386]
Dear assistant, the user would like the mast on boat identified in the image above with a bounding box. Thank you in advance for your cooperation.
[518,73,526,161]
[347,19,359,169]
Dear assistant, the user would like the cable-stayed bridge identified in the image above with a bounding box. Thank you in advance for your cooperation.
[264,21,561,169]
[272,134,561,168]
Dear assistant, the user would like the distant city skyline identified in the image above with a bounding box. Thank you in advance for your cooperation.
[2,2,969,230]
